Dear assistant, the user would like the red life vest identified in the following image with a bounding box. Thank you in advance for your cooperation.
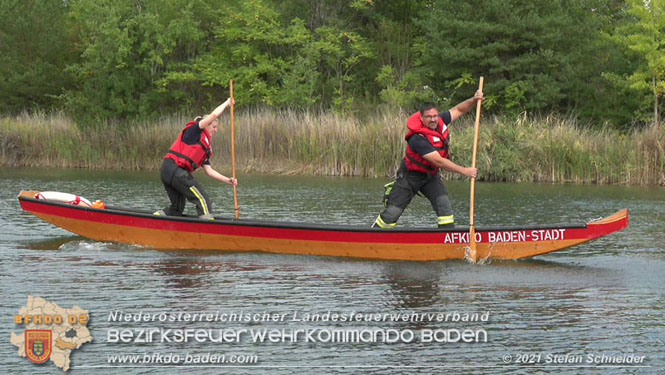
[403,112,450,174]
[165,121,213,172]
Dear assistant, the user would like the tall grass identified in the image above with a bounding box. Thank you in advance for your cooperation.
[449,113,665,185]
[1,110,664,185]
[223,108,406,176]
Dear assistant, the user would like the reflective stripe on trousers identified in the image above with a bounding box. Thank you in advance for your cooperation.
[374,215,396,229]
[437,215,454,226]
[189,186,210,216]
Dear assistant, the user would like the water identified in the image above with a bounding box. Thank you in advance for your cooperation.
[1,167,664,374]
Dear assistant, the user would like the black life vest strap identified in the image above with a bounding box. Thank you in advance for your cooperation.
[406,153,436,172]
[167,150,198,170]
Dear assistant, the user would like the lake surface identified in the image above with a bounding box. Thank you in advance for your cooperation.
[1,167,664,374]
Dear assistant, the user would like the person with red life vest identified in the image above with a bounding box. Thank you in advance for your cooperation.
[373,91,483,228]
[155,98,237,220]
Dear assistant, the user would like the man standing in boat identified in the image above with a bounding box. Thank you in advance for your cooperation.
[373,91,483,228]
[155,98,237,220]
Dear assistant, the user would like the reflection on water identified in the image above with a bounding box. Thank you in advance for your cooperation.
[1,167,664,373]
[150,258,221,289]
[381,262,445,310]
[22,235,84,250]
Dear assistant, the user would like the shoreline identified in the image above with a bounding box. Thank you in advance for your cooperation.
[2,110,664,186]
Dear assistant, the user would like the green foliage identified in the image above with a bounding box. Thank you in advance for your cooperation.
[190,1,321,108]
[314,26,375,113]
[370,0,431,110]
[0,0,76,113]
[0,0,662,129]
[416,0,622,121]
[611,0,665,124]
[159,0,377,112]
[65,0,210,125]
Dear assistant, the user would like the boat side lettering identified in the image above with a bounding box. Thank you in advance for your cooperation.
[443,232,480,244]
[443,229,566,244]
[530,229,566,241]
[488,230,526,243]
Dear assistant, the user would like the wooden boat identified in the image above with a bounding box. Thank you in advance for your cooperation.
[18,190,628,261]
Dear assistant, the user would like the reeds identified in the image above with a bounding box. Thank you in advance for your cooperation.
[1,110,664,185]
[447,114,665,185]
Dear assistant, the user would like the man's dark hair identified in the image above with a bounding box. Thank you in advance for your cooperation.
[419,102,438,115]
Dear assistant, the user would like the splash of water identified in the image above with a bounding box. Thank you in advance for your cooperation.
[463,245,492,265]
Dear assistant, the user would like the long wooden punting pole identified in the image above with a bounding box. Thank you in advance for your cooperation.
[468,76,484,263]
[230,80,239,219]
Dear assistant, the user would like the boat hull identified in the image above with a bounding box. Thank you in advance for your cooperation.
[18,191,628,261]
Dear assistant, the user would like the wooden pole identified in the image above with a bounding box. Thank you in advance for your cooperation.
[230,80,239,219]
[469,76,484,263]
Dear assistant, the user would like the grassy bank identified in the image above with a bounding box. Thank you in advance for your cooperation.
[1,110,664,185]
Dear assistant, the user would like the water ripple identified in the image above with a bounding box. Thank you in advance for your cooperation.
[1,169,664,374]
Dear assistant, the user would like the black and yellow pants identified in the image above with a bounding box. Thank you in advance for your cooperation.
[375,164,454,228]
[159,158,213,219]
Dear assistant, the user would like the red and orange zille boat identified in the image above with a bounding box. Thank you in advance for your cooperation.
[18,190,628,261]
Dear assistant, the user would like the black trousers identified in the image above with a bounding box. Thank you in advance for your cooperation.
[377,163,454,227]
[159,158,212,218]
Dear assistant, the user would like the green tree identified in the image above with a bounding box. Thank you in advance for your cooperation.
[612,0,665,125]
[366,0,432,108]
[415,0,618,120]
[164,0,320,109]
[314,26,375,113]
[0,0,644,126]
[167,0,375,112]
[65,0,209,123]
[0,0,76,113]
